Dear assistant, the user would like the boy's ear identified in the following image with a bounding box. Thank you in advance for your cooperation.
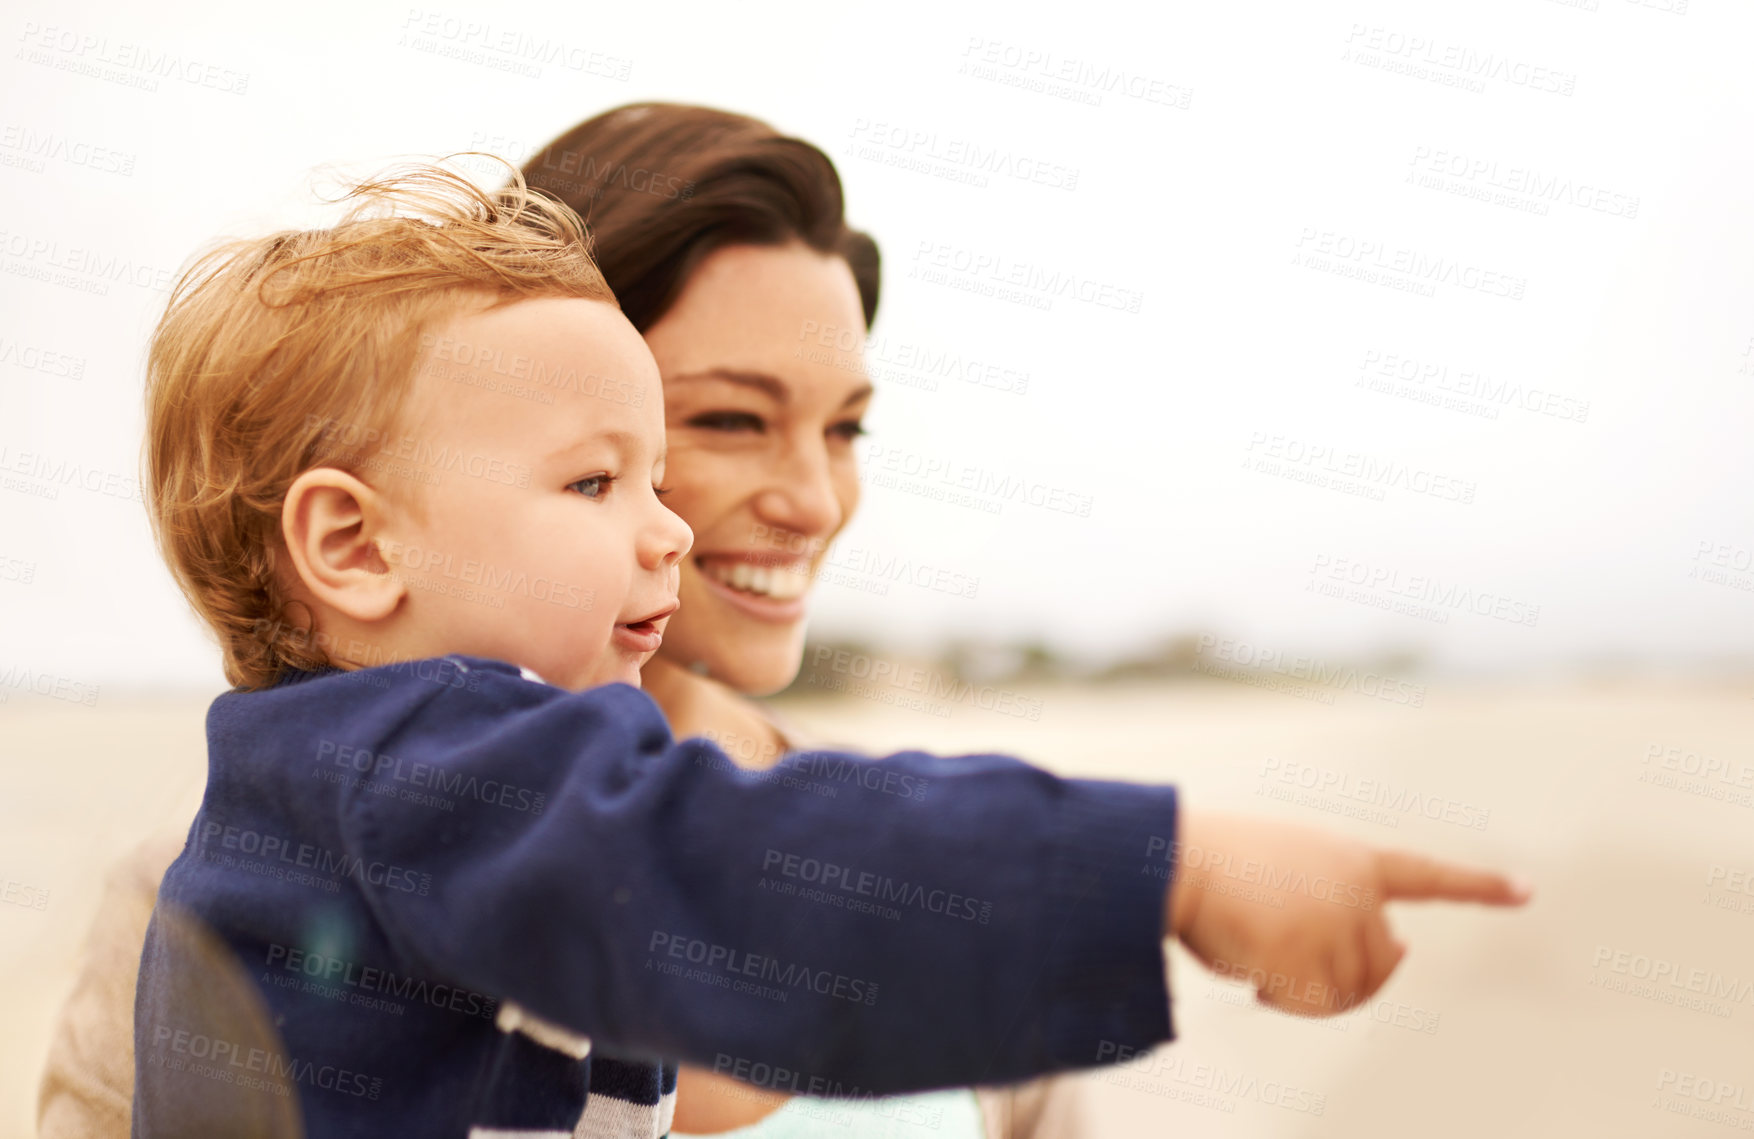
[280,468,405,622]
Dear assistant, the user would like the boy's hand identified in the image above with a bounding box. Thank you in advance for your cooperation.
[1163,810,1530,1016]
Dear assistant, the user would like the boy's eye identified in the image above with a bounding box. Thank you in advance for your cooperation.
[567,474,615,499]
[830,420,867,442]
[687,410,765,434]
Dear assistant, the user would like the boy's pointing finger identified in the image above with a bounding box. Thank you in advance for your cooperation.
[1376,850,1532,905]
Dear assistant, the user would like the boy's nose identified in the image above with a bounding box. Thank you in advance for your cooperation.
[643,501,693,572]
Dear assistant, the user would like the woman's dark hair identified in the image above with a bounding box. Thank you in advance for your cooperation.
[520,103,879,332]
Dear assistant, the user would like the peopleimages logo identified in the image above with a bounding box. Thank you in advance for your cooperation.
[1243,432,1477,507]
[375,538,594,612]
[418,332,647,406]
[761,848,993,924]
[0,445,143,503]
[1193,634,1427,708]
[1096,1040,1328,1115]
[148,1024,381,1099]
[0,229,177,293]
[846,118,1080,191]
[1144,834,1379,910]
[1308,553,1542,628]
[861,441,1095,518]
[910,240,1145,314]
[1591,945,1754,1010]
[195,822,431,895]
[0,665,99,706]
[1293,227,1527,300]
[16,23,252,95]
[304,416,532,488]
[808,646,1045,722]
[263,943,497,1019]
[1340,24,1577,97]
[314,739,547,814]
[531,148,694,201]
[1257,757,1493,832]
[0,334,87,378]
[959,37,1194,109]
[795,320,1030,396]
[396,10,632,80]
[709,1054,861,1100]
[1406,146,1638,221]
[1655,1069,1754,1118]
[1356,348,1590,424]
[1,876,50,910]
[646,932,879,1005]
[692,737,932,803]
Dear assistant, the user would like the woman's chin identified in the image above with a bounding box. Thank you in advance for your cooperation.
[657,630,804,697]
[709,649,803,697]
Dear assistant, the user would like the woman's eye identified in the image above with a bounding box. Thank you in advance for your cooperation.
[830,420,867,441]
[567,475,615,499]
[687,410,766,434]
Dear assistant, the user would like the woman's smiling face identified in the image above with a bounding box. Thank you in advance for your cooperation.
[642,241,872,695]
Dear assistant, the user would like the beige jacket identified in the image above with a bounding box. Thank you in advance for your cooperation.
[39,838,1088,1139]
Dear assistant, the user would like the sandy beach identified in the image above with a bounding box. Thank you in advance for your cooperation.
[3,675,1750,1137]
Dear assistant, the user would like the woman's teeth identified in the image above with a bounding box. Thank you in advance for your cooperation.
[704,560,811,600]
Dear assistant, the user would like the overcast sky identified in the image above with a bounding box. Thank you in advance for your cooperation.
[4,0,1753,691]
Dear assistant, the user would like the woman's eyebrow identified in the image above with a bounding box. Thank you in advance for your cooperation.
[665,369,787,401]
[666,369,875,409]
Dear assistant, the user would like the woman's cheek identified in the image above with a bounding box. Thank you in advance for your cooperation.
[669,449,741,522]
[834,456,861,528]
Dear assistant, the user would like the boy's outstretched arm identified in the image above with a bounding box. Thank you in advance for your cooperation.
[306,659,1524,1090]
[332,662,1178,1094]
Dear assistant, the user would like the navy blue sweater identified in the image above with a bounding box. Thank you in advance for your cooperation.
[133,656,1177,1138]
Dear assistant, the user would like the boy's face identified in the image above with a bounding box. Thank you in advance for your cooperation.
[379,296,692,690]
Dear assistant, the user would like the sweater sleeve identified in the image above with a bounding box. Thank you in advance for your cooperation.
[339,660,1177,1095]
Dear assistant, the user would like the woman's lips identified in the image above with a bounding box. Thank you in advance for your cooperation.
[694,555,810,623]
[697,555,812,597]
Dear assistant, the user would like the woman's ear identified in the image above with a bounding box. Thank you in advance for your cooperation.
[280,468,405,623]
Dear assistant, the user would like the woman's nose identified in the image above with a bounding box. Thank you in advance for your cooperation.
[752,439,842,538]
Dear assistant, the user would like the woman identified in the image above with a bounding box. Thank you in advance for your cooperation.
[522,104,1085,1139]
[39,104,1082,1139]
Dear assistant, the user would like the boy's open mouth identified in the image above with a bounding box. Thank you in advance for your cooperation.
[614,604,676,654]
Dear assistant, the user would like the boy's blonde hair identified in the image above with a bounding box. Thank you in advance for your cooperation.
[145,163,615,690]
